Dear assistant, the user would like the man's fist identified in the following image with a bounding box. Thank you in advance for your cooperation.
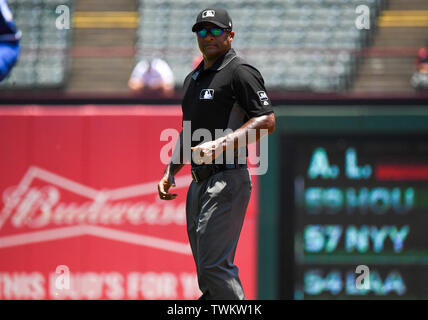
[191,138,225,165]
[158,174,177,200]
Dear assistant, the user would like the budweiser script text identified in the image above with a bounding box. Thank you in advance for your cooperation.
[1,185,186,229]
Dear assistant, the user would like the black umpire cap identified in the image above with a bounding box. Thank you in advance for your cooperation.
[191,8,233,32]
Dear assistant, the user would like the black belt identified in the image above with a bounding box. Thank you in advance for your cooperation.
[191,163,247,183]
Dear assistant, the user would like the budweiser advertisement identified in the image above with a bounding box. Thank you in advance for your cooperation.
[0,106,259,300]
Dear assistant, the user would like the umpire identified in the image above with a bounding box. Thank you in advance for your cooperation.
[157,7,275,300]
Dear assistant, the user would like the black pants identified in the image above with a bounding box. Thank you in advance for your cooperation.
[185,167,252,300]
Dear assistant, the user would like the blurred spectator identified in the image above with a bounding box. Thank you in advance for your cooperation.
[0,0,21,82]
[128,57,175,96]
[411,38,428,91]
[415,39,428,71]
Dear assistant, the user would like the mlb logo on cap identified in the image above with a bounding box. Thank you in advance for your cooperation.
[192,8,232,32]
[202,10,215,18]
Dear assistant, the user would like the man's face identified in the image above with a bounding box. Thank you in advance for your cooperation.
[196,23,234,60]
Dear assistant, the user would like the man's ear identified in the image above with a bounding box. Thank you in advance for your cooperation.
[228,31,235,44]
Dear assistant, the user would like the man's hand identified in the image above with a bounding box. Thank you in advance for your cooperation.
[158,173,178,200]
[128,78,144,91]
[191,138,225,165]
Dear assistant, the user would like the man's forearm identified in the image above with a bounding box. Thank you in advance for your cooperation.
[163,162,185,178]
[220,113,275,151]
[163,130,188,177]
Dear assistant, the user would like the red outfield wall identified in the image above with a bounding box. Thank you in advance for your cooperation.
[0,105,258,300]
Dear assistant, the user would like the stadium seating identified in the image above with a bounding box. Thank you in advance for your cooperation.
[0,0,73,89]
[135,0,387,92]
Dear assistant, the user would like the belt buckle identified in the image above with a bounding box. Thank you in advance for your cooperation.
[191,168,200,183]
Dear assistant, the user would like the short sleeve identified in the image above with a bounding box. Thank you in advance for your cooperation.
[130,60,148,80]
[154,59,175,85]
[232,64,274,118]
[0,0,14,22]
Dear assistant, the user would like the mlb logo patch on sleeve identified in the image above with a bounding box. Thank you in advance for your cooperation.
[200,89,214,100]
[257,91,270,105]
[257,91,269,101]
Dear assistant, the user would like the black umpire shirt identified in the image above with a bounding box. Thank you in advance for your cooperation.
[181,48,274,165]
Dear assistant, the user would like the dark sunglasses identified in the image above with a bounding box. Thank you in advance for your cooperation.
[196,27,230,38]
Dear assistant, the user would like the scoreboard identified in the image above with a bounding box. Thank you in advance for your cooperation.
[279,135,428,299]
